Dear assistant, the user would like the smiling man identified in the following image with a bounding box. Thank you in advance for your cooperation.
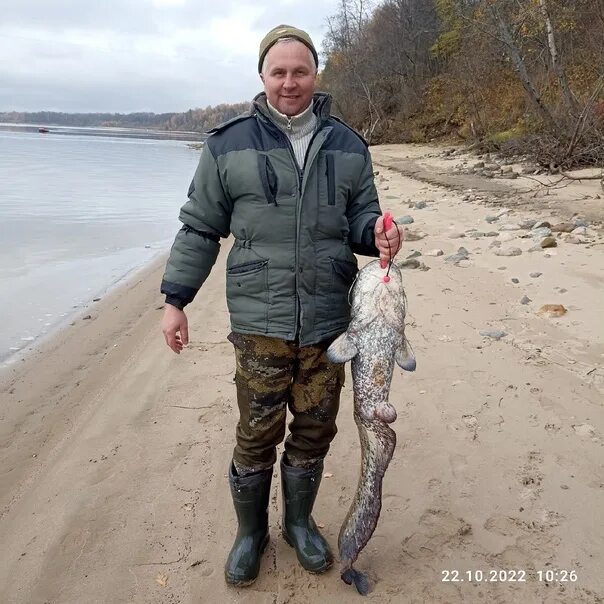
[160,24,403,586]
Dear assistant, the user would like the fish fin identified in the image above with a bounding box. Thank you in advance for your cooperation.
[341,568,370,596]
[327,333,358,363]
[396,339,416,371]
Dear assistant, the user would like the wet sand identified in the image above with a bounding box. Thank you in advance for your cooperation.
[1,144,602,603]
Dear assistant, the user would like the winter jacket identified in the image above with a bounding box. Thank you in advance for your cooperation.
[161,92,382,346]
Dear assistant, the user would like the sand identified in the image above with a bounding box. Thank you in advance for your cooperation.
[1,144,602,604]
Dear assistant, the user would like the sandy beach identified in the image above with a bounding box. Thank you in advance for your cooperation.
[1,144,602,604]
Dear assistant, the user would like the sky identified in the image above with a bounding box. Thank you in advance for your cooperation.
[0,0,340,113]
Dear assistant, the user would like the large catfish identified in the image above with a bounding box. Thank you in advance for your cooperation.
[327,258,416,595]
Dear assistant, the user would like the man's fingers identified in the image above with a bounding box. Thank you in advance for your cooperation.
[374,215,384,234]
[181,324,189,346]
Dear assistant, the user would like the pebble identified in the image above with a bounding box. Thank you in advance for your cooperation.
[406,250,422,259]
[551,222,575,233]
[573,218,588,227]
[499,223,522,231]
[533,220,551,229]
[82,315,92,320]
[485,215,499,223]
[538,304,567,317]
[530,272,542,278]
[532,227,552,238]
[473,161,485,169]
[498,232,517,243]
[564,235,583,244]
[415,201,427,209]
[480,329,507,340]
[425,249,444,257]
[511,278,519,284]
[448,232,466,239]
[539,236,557,248]
[400,259,421,269]
[405,230,427,241]
[397,215,414,225]
[520,295,531,305]
[445,247,470,265]
[571,226,587,236]
[494,247,522,257]
[520,219,537,229]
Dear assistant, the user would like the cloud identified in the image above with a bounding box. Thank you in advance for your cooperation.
[0,0,339,113]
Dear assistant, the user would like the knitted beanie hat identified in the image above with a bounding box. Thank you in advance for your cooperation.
[258,24,318,73]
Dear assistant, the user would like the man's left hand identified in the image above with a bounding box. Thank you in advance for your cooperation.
[374,215,405,268]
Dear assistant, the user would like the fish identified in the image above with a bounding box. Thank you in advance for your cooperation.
[326,258,416,595]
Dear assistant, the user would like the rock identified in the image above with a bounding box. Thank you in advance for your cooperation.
[532,227,552,238]
[520,295,531,305]
[397,215,414,225]
[480,329,507,340]
[415,201,427,209]
[501,166,513,174]
[573,218,588,227]
[399,259,420,269]
[494,247,522,257]
[521,165,538,174]
[551,222,575,233]
[485,215,499,223]
[448,232,466,239]
[496,209,510,218]
[405,230,427,241]
[539,236,557,248]
[466,231,487,239]
[383,186,390,191]
[445,247,469,265]
[473,161,485,169]
[519,219,537,229]
[533,220,551,229]
[571,226,587,236]
[499,223,522,231]
[406,250,422,259]
[425,249,444,257]
[511,278,519,284]
[485,231,499,237]
[538,304,567,318]
[92,297,101,302]
[498,232,517,243]
[564,235,583,244]
[457,259,471,268]
[529,272,542,278]
[505,172,519,179]
[485,163,500,171]
[82,315,92,320]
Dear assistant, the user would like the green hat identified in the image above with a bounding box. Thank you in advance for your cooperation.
[258,24,318,73]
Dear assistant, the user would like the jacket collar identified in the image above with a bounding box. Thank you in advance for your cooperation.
[252,92,332,129]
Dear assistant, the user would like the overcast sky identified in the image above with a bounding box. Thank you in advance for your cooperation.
[0,0,340,113]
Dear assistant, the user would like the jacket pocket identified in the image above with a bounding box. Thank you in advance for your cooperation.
[258,154,279,205]
[327,257,357,320]
[326,153,336,206]
[227,259,268,276]
[226,259,270,331]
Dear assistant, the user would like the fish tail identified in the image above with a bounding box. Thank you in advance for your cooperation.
[341,567,370,596]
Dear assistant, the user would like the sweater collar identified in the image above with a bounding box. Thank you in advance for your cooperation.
[266,99,316,136]
[252,92,332,128]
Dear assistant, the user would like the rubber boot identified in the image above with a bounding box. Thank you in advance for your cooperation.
[281,455,333,573]
[224,463,272,586]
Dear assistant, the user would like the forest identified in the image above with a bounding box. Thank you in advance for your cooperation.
[320,0,604,167]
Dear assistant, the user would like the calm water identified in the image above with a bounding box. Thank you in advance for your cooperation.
[0,129,201,363]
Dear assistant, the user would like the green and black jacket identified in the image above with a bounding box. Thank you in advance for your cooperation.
[161,92,382,346]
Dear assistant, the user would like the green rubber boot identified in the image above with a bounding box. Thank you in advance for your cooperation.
[281,455,333,573]
[224,463,272,586]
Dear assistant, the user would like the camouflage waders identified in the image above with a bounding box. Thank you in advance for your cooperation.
[227,332,345,474]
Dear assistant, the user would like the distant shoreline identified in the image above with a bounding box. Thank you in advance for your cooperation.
[0,122,206,142]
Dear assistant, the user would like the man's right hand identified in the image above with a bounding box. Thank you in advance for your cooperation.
[161,304,189,354]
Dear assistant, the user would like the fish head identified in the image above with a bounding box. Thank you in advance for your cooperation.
[350,259,406,322]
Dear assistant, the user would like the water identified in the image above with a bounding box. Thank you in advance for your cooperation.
[0,129,201,363]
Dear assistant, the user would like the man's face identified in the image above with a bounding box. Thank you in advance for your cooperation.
[260,41,316,117]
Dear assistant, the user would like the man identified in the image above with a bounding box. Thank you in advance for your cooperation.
[160,25,403,586]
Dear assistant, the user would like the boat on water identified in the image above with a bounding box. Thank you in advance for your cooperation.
[38,127,49,133]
